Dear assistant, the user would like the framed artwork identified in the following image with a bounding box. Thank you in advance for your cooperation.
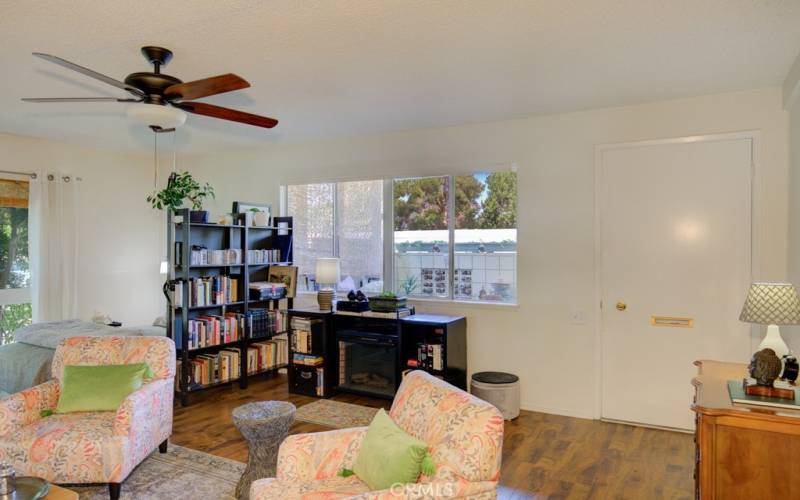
[268,265,298,298]
[232,201,271,226]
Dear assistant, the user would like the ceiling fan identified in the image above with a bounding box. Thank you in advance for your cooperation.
[22,46,278,131]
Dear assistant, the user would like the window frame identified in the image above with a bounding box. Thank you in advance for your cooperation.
[281,167,518,306]
[0,172,31,307]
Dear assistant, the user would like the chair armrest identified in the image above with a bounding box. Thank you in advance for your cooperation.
[354,479,499,499]
[0,380,60,438]
[276,426,368,482]
[113,378,174,468]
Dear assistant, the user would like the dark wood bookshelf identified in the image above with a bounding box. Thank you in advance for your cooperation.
[287,309,336,398]
[166,208,295,406]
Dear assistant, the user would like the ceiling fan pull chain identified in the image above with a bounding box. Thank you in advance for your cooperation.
[172,129,177,174]
[153,129,158,189]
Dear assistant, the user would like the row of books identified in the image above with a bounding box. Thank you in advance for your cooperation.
[249,308,288,338]
[291,328,314,354]
[175,337,289,390]
[293,353,324,366]
[176,348,243,389]
[407,343,444,371]
[189,246,243,266]
[249,281,287,300]
[249,336,289,373]
[174,275,239,307]
[177,313,243,350]
[248,249,282,264]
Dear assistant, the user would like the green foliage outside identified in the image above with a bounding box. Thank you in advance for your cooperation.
[1,303,32,344]
[0,206,32,344]
[394,172,517,230]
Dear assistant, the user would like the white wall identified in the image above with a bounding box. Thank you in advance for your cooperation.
[0,133,162,326]
[187,87,789,418]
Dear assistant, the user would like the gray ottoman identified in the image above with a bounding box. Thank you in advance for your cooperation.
[232,401,296,500]
[470,371,520,420]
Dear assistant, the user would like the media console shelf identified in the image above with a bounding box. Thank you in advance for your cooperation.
[332,312,466,399]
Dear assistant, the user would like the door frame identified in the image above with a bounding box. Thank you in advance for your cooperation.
[592,130,759,421]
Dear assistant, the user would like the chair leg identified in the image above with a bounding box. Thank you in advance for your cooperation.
[159,439,168,453]
[108,482,121,500]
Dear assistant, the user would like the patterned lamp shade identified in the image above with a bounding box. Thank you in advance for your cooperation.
[739,283,800,325]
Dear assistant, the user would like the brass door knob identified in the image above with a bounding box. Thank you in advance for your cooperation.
[616,301,627,311]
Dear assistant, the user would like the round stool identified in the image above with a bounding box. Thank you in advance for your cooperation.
[232,401,296,500]
[470,371,520,420]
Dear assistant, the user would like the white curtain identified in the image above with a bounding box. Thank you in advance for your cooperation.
[29,172,79,322]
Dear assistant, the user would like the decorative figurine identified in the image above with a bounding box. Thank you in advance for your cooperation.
[749,348,782,386]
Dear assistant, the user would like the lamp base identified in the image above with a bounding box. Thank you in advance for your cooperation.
[757,324,790,358]
[317,289,334,311]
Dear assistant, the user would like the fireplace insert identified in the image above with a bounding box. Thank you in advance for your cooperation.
[337,329,399,398]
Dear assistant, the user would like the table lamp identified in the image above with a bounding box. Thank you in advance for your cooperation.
[739,282,800,358]
[315,257,340,311]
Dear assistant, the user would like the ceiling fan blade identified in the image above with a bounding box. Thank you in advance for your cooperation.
[32,53,144,97]
[22,97,140,103]
[173,102,278,129]
[164,74,249,101]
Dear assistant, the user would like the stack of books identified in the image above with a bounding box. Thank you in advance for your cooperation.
[291,328,313,353]
[292,353,324,366]
[249,281,287,300]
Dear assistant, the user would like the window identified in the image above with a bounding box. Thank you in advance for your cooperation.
[0,176,32,344]
[286,180,384,293]
[394,172,517,303]
[284,169,517,304]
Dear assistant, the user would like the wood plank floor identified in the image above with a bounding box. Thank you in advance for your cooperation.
[172,373,695,499]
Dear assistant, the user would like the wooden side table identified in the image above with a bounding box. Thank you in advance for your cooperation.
[692,360,800,499]
[45,484,79,500]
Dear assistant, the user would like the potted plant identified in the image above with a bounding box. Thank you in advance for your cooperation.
[249,207,269,227]
[147,171,215,223]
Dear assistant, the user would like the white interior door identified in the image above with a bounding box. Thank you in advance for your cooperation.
[598,136,752,430]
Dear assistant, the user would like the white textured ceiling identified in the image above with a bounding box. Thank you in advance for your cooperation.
[1,0,799,154]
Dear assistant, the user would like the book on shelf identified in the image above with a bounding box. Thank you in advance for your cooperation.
[292,353,324,366]
[407,342,443,372]
[249,281,287,300]
[291,328,313,354]
[247,308,288,338]
[247,249,282,264]
[249,335,288,373]
[187,246,243,266]
[290,316,321,330]
[175,348,242,390]
[174,312,243,350]
[316,367,325,396]
[174,275,239,307]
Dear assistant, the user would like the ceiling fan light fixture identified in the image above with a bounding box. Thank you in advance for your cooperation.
[126,103,187,129]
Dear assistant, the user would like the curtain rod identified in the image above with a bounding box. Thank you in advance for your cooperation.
[0,170,83,182]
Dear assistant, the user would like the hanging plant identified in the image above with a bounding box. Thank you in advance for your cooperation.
[147,171,215,212]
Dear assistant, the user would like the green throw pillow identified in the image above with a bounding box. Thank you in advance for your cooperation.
[352,409,436,490]
[55,363,152,413]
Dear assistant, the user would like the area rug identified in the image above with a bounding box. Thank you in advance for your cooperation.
[295,400,379,428]
[68,444,244,499]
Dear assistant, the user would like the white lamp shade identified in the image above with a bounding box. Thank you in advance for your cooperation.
[126,103,187,129]
[315,257,340,285]
[739,282,800,325]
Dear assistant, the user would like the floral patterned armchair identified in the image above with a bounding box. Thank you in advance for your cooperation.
[251,370,505,499]
[0,336,175,500]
